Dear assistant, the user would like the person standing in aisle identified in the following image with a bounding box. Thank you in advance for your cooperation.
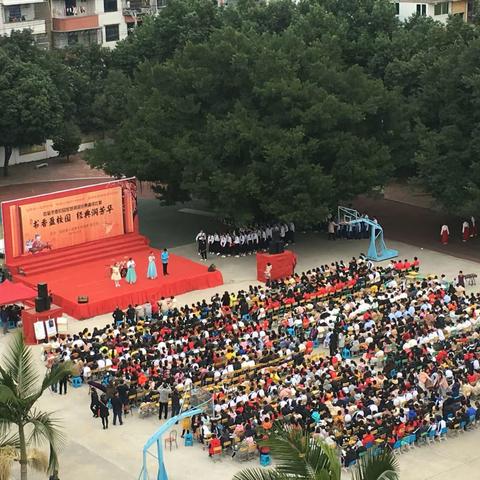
[90,386,99,417]
[158,382,171,420]
[58,358,68,395]
[171,386,181,418]
[111,392,124,426]
[161,248,169,276]
[98,394,109,429]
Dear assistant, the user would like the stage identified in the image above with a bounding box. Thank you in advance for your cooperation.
[11,237,223,319]
[2,179,224,320]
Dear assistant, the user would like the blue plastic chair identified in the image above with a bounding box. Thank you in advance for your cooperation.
[184,433,193,447]
[341,348,352,359]
[260,454,271,467]
[71,376,82,388]
[392,440,402,454]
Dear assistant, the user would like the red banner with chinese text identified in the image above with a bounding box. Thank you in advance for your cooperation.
[19,187,124,254]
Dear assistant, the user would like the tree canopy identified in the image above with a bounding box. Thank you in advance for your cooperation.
[2,0,480,222]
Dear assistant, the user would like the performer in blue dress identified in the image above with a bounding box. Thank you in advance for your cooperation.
[125,258,137,284]
[147,252,157,279]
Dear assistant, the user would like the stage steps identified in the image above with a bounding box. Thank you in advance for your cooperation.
[9,234,149,277]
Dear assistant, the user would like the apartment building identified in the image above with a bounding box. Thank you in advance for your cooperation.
[395,0,468,23]
[0,0,162,48]
[0,0,48,46]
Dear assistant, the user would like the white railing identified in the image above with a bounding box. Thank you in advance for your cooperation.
[0,19,46,35]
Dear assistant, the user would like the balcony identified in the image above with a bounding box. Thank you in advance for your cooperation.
[2,0,44,5]
[52,27,101,47]
[52,14,98,31]
[2,18,46,34]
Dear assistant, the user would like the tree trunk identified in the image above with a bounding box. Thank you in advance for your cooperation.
[18,423,28,480]
[3,145,12,177]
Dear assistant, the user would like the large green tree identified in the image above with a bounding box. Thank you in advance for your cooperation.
[89,21,401,225]
[0,48,63,176]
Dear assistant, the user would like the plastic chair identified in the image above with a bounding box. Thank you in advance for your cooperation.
[164,430,178,451]
[260,453,271,467]
[392,440,402,455]
[468,415,476,429]
[71,376,82,388]
[426,429,436,445]
[439,427,448,441]
[184,432,193,447]
[210,445,222,461]
[341,348,352,359]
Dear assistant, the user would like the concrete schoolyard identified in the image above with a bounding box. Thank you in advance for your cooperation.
[2,235,480,480]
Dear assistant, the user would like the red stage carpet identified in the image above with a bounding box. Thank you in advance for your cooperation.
[11,234,223,319]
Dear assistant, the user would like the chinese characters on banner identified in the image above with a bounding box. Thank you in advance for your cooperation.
[20,187,124,254]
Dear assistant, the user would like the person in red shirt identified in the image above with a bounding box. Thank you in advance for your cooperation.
[208,436,222,457]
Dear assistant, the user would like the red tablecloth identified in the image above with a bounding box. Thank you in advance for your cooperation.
[256,250,296,282]
[22,304,64,345]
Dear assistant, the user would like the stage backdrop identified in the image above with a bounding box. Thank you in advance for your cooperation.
[1,178,139,264]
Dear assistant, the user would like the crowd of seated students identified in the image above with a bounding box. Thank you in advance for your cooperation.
[42,254,480,465]
[182,275,480,464]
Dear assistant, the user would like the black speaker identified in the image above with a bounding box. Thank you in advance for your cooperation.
[77,296,89,304]
[269,241,284,255]
[35,297,47,313]
[37,283,48,299]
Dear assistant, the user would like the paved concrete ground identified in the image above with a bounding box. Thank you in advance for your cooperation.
[2,236,480,480]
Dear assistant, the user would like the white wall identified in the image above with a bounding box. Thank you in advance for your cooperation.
[397,2,427,21]
[0,140,94,166]
[396,1,451,23]
[96,0,128,46]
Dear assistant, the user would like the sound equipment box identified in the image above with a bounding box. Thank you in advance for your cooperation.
[37,282,48,299]
[268,241,284,255]
[35,296,49,313]
[77,296,89,304]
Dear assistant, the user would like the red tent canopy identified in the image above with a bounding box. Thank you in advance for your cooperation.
[0,280,36,306]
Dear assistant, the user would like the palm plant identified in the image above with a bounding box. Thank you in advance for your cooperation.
[233,422,399,480]
[0,331,73,480]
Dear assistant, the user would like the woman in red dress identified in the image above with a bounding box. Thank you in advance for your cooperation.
[462,221,470,242]
[440,225,449,245]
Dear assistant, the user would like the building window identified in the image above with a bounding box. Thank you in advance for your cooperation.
[416,3,427,15]
[105,24,119,42]
[395,2,399,14]
[434,1,449,14]
[103,0,117,12]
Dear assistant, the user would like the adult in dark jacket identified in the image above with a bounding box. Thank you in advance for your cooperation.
[98,394,110,429]
[111,392,124,426]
